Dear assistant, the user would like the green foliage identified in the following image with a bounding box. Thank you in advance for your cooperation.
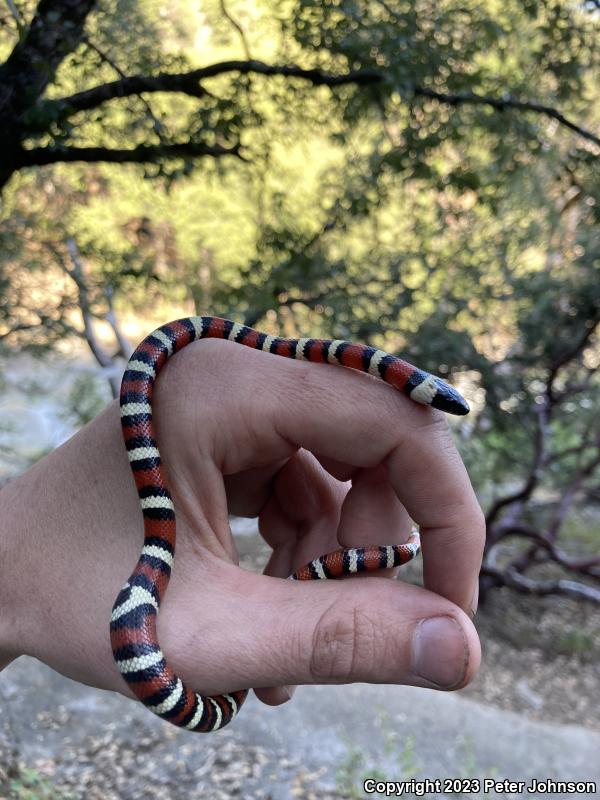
[59,372,111,428]
[7,765,66,800]
[335,730,419,799]
[335,720,484,799]
[554,628,596,659]
[1,0,599,508]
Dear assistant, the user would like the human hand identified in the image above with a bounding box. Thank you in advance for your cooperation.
[0,337,484,708]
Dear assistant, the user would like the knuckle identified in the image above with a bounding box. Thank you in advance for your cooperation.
[470,503,487,548]
[411,405,450,434]
[310,462,347,517]
[424,410,455,447]
[471,501,486,531]
[392,406,454,461]
[310,598,377,682]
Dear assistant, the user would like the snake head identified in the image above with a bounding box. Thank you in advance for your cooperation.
[430,378,470,416]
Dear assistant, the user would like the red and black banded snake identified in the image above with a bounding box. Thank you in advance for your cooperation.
[111,316,469,733]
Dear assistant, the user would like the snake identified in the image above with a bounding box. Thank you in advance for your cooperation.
[110,316,469,733]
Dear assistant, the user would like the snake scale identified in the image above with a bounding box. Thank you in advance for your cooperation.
[110,316,469,733]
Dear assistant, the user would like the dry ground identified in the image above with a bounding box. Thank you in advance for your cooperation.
[0,527,598,800]
[235,529,600,731]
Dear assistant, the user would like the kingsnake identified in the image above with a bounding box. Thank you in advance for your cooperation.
[111,316,469,733]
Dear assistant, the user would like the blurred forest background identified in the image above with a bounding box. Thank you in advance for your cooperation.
[2,0,599,603]
[0,3,600,791]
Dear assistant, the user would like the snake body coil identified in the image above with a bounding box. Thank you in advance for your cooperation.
[111,316,469,733]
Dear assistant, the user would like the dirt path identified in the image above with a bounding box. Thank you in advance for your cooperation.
[1,657,600,800]
[1,524,598,800]
[236,525,600,732]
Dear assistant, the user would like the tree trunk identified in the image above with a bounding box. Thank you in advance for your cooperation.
[0,0,97,188]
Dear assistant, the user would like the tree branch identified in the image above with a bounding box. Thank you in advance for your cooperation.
[14,141,242,167]
[547,418,600,464]
[219,0,251,60]
[482,563,600,603]
[491,522,600,575]
[414,87,600,149]
[45,237,128,397]
[28,60,379,126]
[548,437,600,538]
[485,399,550,531]
[64,237,119,394]
[81,35,166,140]
[547,313,600,401]
[4,0,26,39]
[486,313,600,534]
[104,286,132,361]
[0,0,97,119]
[30,59,600,149]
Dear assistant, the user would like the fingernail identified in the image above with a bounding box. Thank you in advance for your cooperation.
[470,582,479,618]
[412,616,468,689]
[281,685,296,702]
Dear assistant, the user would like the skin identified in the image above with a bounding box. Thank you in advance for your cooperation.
[0,338,485,710]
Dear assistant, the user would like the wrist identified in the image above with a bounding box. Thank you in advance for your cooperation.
[0,403,141,692]
[0,477,31,669]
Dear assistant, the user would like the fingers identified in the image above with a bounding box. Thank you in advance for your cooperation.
[383,424,485,612]
[260,346,485,613]
[223,459,290,517]
[162,338,483,612]
[160,557,480,698]
[256,454,413,705]
[335,464,413,551]
[152,338,484,700]
[258,448,345,576]
[256,449,345,706]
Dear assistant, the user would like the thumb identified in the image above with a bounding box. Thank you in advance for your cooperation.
[267,575,480,691]
[159,557,480,701]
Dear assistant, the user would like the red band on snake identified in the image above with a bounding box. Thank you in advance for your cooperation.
[110,316,469,733]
